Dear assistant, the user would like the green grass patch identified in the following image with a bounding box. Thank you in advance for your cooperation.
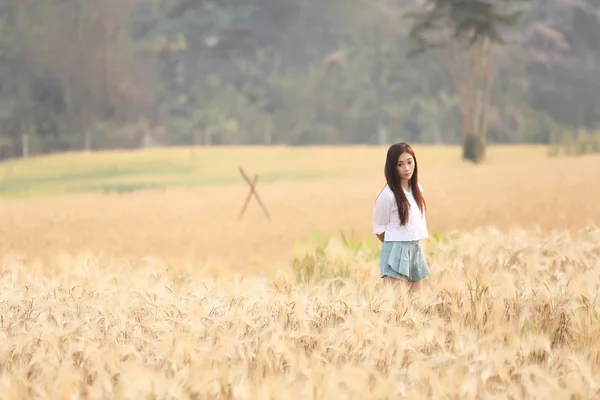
[0,145,551,198]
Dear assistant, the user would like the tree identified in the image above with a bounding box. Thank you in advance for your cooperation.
[405,0,529,162]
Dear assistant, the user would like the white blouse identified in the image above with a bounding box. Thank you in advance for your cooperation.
[373,183,428,242]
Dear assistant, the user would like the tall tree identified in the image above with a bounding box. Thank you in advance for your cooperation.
[405,0,528,162]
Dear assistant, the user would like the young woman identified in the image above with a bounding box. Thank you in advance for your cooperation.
[373,142,430,292]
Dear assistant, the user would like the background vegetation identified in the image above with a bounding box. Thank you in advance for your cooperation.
[1,0,599,159]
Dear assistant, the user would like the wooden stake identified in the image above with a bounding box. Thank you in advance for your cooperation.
[238,167,271,221]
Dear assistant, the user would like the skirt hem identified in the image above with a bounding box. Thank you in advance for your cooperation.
[379,240,430,282]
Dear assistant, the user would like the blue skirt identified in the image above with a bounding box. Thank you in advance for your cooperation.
[380,240,430,281]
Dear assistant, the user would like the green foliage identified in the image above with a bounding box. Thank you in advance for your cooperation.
[99,183,165,194]
[549,131,600,157]
[291,230,376,284]
[291,246,351,284]
[404,0,528,57]
[0,0,599,156]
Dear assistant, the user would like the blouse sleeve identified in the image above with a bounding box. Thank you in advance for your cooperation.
[373,192,392,234]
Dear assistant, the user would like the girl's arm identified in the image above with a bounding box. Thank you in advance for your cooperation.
[373,192,392,242]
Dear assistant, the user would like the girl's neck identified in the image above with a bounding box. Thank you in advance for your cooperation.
[401,179,411,192]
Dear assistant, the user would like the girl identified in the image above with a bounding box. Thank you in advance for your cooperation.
[373,142,430,293]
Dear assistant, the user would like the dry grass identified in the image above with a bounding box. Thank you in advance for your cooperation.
[0,146,599,398]
[0,227,599,398]
[1,147,598,273]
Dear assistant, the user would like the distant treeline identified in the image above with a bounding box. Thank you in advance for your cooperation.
[0,0,598,157]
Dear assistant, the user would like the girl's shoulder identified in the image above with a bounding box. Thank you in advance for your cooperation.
[381,184,394,197]
[376,184,394,201]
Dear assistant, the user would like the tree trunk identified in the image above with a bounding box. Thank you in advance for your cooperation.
[447,25,493,163]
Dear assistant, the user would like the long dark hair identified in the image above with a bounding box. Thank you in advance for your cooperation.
[383,142,426,226]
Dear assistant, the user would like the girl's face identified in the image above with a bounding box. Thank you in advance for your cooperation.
[397,152,415,182]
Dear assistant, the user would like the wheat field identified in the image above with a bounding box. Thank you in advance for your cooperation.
[0,146,599,399]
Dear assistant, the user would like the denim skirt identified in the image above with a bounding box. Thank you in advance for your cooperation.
[380,240,430,281]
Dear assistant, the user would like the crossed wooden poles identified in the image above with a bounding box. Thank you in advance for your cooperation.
[238,166,271,221]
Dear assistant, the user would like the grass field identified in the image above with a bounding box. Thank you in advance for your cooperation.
[0,145,549,197]
[0,145,599,398]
